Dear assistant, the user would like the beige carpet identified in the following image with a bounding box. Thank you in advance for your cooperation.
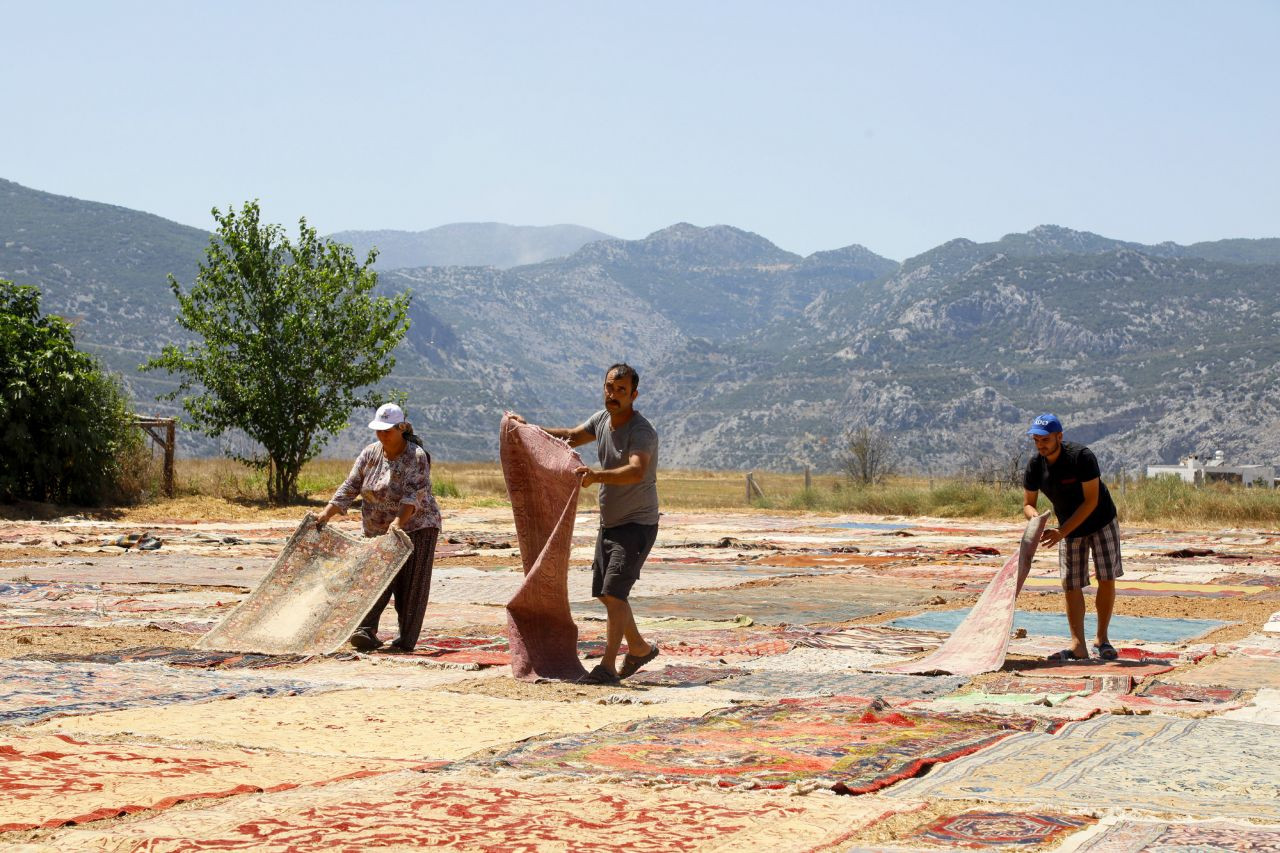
[34,688,726,761]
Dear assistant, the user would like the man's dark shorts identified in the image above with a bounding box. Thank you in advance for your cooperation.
[591,522,658,600]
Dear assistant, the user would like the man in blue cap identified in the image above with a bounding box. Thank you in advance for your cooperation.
[1022,414,1123,661]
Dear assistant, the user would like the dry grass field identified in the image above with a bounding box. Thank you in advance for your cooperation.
[35,454,1280,528]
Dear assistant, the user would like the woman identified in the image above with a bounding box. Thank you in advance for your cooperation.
[316,402,442,652]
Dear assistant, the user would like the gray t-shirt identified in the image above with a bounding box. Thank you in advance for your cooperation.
[585,409,659,527]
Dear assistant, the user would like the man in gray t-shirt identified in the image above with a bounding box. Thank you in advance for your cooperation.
[506,363,661,685]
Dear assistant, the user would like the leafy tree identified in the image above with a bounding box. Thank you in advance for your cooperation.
[841,424,899,486]
[144,202,409,503]
[0,280,140,504]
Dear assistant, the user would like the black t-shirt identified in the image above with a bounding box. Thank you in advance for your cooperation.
[1023,441,1117,538]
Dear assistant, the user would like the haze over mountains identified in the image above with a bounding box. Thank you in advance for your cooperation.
[329,223,615,270]
[4,176,1279,474]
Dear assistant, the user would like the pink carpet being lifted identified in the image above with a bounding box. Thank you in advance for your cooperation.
[879,512,1049,676]
[500,416,590,681]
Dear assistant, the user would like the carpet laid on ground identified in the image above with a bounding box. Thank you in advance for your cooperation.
[0,732,412,832]
[888,610,1227,644]
[24,646,331,670]
[477,696,1061,793]
[1222,688,1280,725]
[1165,654,1280,689]
[34,687,726,761]
[0,659,319,726]
[617,575,952,626]
[886,714,1280,820]
[626,663,748,687]
[1060,817,1280,852]
[782,625,942,656]
[197,514,411,655]
[912,810,1094,849]
[717,668,966,701]
[501,416,590,681]
[54,768,895,852]
[579,628,795,660]
[880,513,1047,676]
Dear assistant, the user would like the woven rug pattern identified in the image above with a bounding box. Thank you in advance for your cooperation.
[887,715,1280,820]
[197,514,411,655]
[59,769,892,852]
[0,659,318,726]
[921,810,1093,848]
[480,696,1059,793]
[880,513,1046,675]
[0,733,409,832]
[501,416,589,681]
[36,688,724,762]
[1065,818,1280,852]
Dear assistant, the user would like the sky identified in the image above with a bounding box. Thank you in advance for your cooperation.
[3,1,1277,261]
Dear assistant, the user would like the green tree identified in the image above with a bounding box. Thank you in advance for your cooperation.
[0,280,140,504]
[144,202,410,503]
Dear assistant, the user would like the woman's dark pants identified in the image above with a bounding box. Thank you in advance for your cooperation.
[359,526,438,649]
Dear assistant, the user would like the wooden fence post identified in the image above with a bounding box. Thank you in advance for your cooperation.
[135,416,177,498]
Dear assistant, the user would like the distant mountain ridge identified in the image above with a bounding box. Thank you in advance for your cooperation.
[4,176,1280,474]
[327,222,616,270]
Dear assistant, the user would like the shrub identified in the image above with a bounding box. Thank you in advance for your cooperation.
[0,281,142,505]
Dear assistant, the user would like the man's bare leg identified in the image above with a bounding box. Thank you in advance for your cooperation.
[1094,578,1116,647]
[599,594,651,676]
[1063,587,1090,658]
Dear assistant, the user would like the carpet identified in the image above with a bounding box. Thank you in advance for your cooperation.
[717,669,966,700]
[579,628,794,660]
[1019,577,1267,597]
[627,663,748,687]
[1166,655,1280,689]
[1222,688,1280,725]
[886,715,1280,820]
[1062,817,1280,852]
[889,610,1227,644]
[197,514,412,655]
[0,732,410,832]
[736,646,924,673]
[1002,658,1174,680]
[916,810,1093,848]
[36,687,726,762]
[56,768,893,852]
[782,625,942,656]
[24,646,328,670]
[619,575,955,626]
[1135,680,1244,703]
[7,554,276,587]
[501,416,590,682]
[480,696,1060,793]
[880,513,1047,676]
[0,659,318,726]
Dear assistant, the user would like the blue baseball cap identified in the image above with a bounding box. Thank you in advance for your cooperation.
[1026,413,1063,436]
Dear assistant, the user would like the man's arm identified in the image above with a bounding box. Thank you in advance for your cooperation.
[1023,489,1041,520]
[1041,479,1099,547]
[577,450,650,487]
[505,411,595,448]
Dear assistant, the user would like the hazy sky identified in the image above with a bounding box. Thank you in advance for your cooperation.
[4,1,1276,260]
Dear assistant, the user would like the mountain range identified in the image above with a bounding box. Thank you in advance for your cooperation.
[4,176,1279,475]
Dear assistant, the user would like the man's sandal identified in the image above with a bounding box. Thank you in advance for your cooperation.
[1092,642,1119,660]
[1046,648,1089,662]
[577,664,621,685]
[618,644,660,679]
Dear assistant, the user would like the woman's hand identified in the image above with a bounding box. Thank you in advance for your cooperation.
[315,504,343,530]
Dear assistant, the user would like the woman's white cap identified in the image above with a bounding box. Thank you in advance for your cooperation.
[368,403,405,430]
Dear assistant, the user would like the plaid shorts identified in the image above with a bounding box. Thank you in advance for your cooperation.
[1059,518,1124,590]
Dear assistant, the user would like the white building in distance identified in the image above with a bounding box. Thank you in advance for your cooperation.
[1146,451,1275,488]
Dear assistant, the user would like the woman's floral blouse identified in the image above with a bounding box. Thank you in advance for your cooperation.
[328,442,442,537]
